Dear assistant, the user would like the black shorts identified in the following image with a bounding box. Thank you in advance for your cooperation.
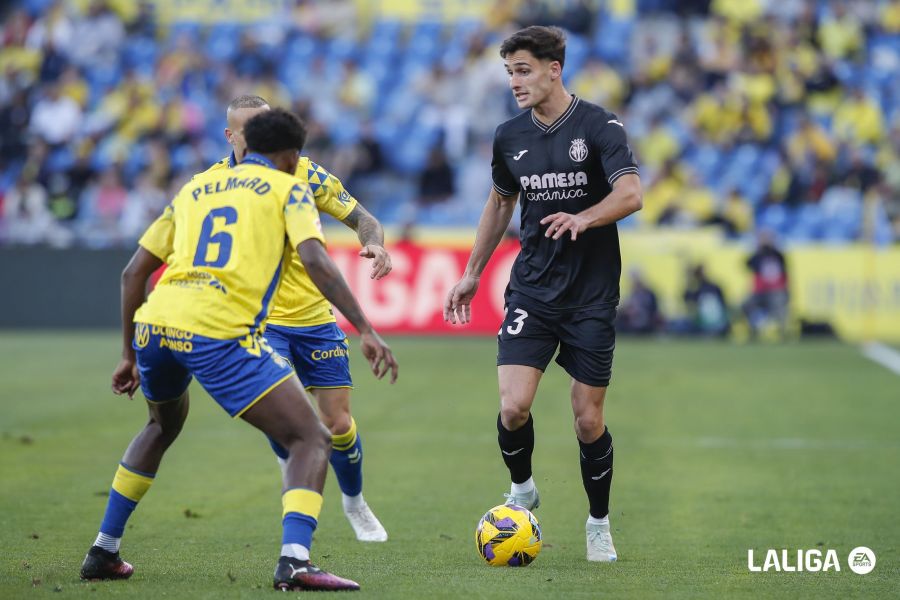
[496,298,617,387]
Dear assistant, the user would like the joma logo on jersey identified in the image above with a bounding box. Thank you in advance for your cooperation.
[519,171,587,190]
[311,347,349,360]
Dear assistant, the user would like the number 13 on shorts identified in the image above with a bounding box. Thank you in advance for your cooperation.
[499,307,529,336]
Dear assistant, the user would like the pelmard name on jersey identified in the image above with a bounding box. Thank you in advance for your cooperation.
[519,171,588,201]
[191,176,271,200]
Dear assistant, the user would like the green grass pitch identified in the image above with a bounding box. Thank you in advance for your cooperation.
[1,333,897,598]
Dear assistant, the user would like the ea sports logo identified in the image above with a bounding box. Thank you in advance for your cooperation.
[569,138,588,162]
[848,547,875,575]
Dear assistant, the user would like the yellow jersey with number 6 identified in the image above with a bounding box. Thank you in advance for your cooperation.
[136,155,324,339]
[205,153,358,327]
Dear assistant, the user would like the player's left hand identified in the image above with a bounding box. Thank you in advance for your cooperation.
[359,330,399,384]
[359,245,392,280]
[111,358,140,399]
[541,212,589,241]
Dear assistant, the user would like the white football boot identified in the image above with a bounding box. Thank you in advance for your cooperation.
[343,496,388,542]
[586,518,617,562]
[503,486,541,511]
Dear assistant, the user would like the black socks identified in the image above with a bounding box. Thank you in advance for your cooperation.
[579,427,613,519]
[497,413,534,484]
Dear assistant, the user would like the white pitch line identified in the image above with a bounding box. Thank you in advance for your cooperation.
[861,342,900,377]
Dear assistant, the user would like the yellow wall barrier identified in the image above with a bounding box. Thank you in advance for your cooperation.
[617,231,900,342]
[325,226,900,341]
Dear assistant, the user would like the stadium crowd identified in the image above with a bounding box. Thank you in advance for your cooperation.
[0,0,899,247]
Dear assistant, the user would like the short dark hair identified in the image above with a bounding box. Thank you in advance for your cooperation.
[227,94,269,112]
[499,26,567,68]
[244,108,307,155]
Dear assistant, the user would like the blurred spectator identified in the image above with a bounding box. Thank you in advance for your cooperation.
[787,115,836,167]
[234,32,270,77]
[681,265,730,337]
[0,88,30,167]
[25,2,75,51]
[68,1,125,68]
[77,168,128,247]
[37,39,67,83]
[742,231,789,338]
[817,1,864,61]
[2,170,51,244]
[417,146,455,206]
[833,89,885,146]
[0,0,898,247]
[618,271,664,335]
[29,83,82,146]
[706,188,753,237]
[121,172,167,241]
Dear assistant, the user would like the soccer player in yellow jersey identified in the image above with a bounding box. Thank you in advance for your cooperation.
[204,95,390,541]
[79,109,397,592]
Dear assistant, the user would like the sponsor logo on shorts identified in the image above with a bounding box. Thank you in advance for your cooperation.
[135,323,150,348]
[154,327,194,350]
[311,346,349,360]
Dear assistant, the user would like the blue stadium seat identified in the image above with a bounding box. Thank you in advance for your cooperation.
[594,16,634,65]
[21,0,53,17]
[168,22,203,41]
[565,33,590,76]
[327,36,359,63]
[407,21,444,64]
[123,37,158,74]
[206,24,242,62]
[757,203,790,234]
[328,110,361,146]
[46,146,74,174]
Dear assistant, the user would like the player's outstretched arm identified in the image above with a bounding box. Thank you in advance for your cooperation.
[114,247,164,398]
[541,173,642,241]
[341,203,392,280]
[297,238,399,383]
[444,189,518,324]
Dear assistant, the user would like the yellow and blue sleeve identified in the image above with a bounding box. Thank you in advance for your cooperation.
[284,183,325,250]
[138,204,175,261]
[298,158,358,221]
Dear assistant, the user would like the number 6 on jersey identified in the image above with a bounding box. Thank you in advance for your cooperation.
[193,206,238,267]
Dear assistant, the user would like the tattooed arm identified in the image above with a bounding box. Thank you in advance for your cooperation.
[297,238,398,383]
[342,204,392,280]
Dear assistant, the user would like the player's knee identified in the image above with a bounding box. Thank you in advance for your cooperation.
[499,403,530,430]
[282,421,332,455]
[326,413,352,436]
[574,414,605,440]
[146,418,183,447]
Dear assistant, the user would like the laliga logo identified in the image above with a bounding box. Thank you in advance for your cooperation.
[747,546,875,574]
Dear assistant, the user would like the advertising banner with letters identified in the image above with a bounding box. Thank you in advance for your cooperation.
[324,233,900,342]
[149,232,900,341]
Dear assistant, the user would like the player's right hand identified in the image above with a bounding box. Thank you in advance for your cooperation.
[359,330,399,384]
[111,359,140,399]
[443,275,480,324]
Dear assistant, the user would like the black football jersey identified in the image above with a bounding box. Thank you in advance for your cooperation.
[491,96,639,310]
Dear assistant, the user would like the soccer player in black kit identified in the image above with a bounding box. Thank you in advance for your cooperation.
[444,25,642,562]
